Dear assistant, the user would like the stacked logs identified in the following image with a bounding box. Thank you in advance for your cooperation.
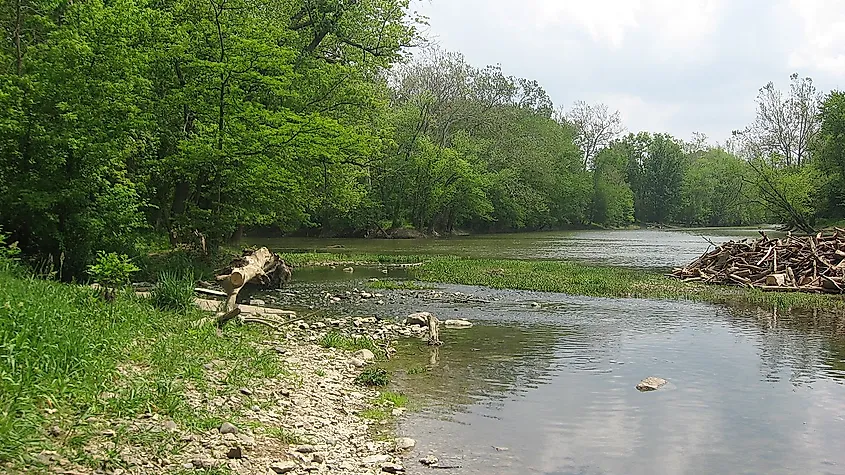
[670,229,845,294]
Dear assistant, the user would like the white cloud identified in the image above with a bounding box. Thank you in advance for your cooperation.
[786,0,845,75]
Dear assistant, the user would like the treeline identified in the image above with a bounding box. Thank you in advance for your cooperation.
[1,1,843,277]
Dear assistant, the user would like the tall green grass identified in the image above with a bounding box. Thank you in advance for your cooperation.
[150,271,196,311]
[0,266,282,467]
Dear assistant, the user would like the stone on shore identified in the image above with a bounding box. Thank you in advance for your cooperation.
[353,349,375,361]
[395,437,416,450]
[405,312,433,326]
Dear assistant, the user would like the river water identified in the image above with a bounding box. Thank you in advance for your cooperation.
[249,226,778,268]
[252,228,845,475]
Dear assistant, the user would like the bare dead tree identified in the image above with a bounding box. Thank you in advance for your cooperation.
[734,74,822,167]
[559,101,624,170]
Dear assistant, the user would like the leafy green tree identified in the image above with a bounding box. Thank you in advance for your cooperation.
[591,146,634,227]
[816,90,845,217]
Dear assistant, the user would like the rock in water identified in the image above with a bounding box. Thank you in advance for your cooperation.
[353,349,375,361]
[342,267,354,273]
[420,455,439,466]
[405,312,433,326]
[395,437,416,450]
[443,319,473,329]
[636,377,667,391]
[218,422,238,434]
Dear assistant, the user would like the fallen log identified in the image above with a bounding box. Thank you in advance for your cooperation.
[216,247,292,311]
[671,230,845,294]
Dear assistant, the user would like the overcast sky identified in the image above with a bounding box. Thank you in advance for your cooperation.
[412,0,845,145]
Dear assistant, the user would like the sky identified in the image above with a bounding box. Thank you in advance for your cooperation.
[412,0,845,145]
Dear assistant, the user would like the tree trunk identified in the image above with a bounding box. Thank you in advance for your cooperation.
[216,247,292,311]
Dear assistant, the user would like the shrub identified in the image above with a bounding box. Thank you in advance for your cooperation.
[86,251,139,300]
[355,367,390,387]
[150,271,196,311]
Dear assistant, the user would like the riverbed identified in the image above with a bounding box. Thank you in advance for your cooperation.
[252,228,845,475]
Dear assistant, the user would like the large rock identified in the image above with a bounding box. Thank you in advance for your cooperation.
[443,319,473,329]
[353,349,375,361]
[636,377,667,391]
[381,462,405,473]
[405,312,433,326]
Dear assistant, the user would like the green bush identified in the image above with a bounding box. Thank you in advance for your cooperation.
[150,271,196,311]
[86,251,139,289]
[355,367,390,387]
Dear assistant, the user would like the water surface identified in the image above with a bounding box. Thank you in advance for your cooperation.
[249,227,778,268]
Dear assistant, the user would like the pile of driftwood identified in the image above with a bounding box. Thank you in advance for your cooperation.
[670,229,845,293]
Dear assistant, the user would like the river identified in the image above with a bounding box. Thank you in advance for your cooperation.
[250,228,845,475]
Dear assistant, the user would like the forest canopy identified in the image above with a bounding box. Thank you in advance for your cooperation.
[1,0,843,277]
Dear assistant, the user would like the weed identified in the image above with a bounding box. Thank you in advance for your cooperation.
[368,280,433,291]
[355,367,390,387]
[375,391,408,407]
[267,427,305,445]
[314,369,326,377]
[406,366,429,375]
[150,271,196,311]
[359,408,390,421]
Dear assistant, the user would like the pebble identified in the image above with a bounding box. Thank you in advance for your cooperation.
[269,461,297,473]
[162,420,178,432]
[381,462,405,473]
[349,357,366,367]
[218,422,238,434]
[226,446,243,459]
[295,444,317,453]
[395,437,416,450]
[362,454,392,465]
[420,455,439,466]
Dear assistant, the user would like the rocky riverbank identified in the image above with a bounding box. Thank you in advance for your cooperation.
[31,310,433,475]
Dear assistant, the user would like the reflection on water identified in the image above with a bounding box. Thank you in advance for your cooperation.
[249,227,778,268]
[262,258,845,475]
[373,289,845,475]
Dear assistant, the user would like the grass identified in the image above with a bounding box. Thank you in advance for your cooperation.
[359,407,390,422]
[0,262,284,469]
[410,256,845,312]
[267,427,306,445]
[278,252,426,268]
[150,270,196,311]
[375,391,408,408]
[367,280,434,291]
[319,332,384,357]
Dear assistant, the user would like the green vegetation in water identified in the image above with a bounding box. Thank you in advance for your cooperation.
[278,252,425,268]
[375,391,408,408]
[367,280,434,291]
[0,262,285,468]
[319,332,384,358]
[406,366,429,375]
[355,368,391,387]
[411,256,845,311]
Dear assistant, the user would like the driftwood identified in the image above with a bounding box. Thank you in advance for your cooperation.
[670,229,845,294]
[216,247,291,311]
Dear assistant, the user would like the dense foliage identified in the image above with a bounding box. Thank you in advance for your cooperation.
[1,2,843,276]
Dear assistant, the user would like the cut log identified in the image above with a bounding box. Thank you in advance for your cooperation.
[766,274,787,287]
[216,247,292,311]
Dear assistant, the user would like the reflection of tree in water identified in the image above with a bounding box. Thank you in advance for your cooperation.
[726,304,845,386]
[385,322,623,416]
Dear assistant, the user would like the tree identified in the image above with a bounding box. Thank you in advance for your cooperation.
[591,145,634,227]
[733,74,821,166]
[623,133,686,224]
[815,90,845,217]
[560,101,624,170]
